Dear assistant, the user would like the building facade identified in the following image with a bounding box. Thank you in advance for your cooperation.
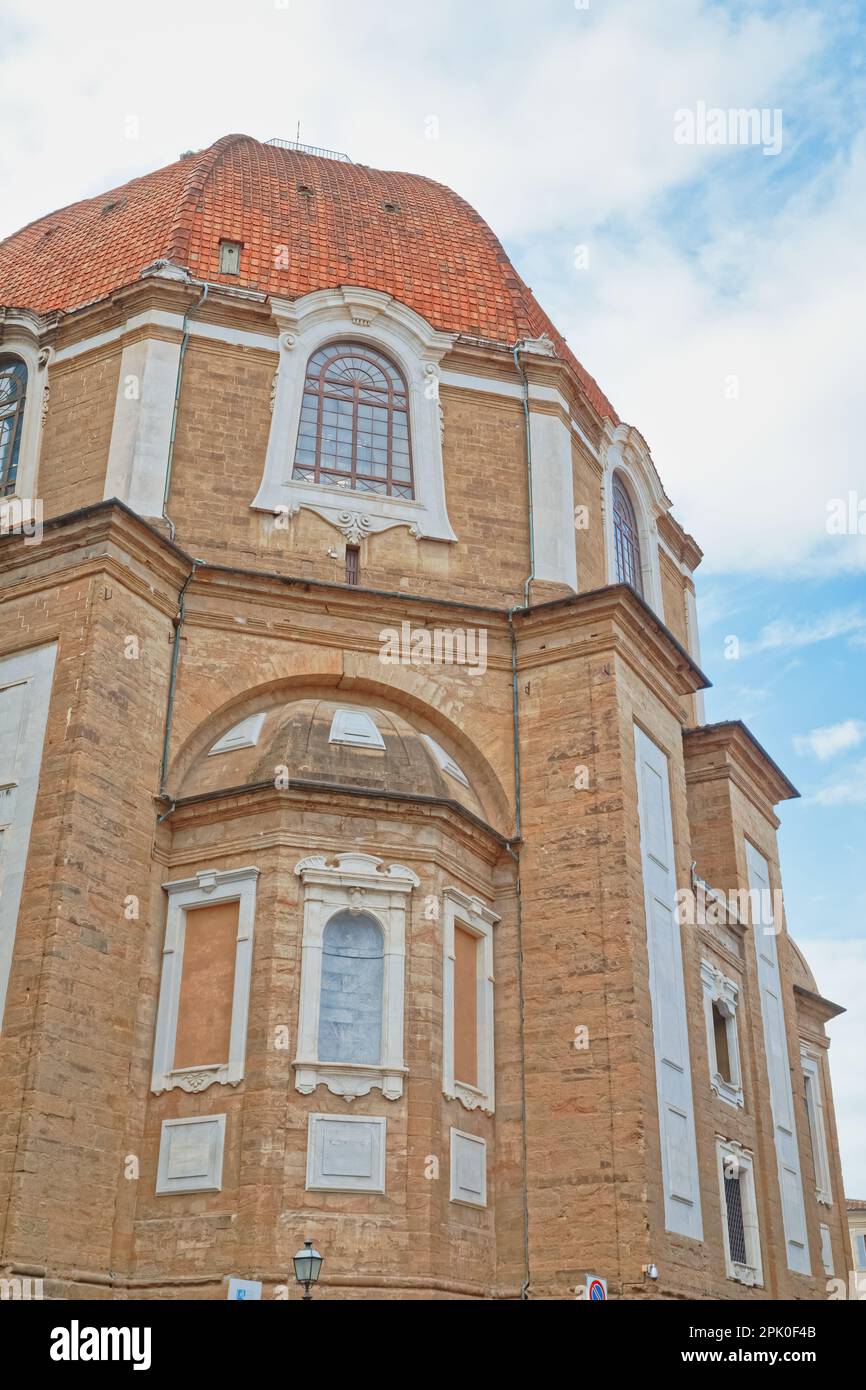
[0,134,851,1299]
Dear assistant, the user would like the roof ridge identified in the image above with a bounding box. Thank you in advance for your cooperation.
[163,133,253,266]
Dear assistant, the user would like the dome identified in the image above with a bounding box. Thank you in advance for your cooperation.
[0,133,617,422]
[178,697,488,821]
[787,936,820,995]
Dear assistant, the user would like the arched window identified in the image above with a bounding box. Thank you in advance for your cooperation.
[0,357,28,497]
[318,910,384,1065]
[292,342,414,499]
[612,475,643,595]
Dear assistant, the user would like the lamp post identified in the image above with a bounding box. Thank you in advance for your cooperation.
[292,1240,323,1300]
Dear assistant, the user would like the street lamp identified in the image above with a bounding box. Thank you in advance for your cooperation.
[293,1240,324,1300]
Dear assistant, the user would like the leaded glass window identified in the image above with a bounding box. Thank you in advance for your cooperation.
[612,475,643,594]
[0,358,27,497]
[292,342,414,499]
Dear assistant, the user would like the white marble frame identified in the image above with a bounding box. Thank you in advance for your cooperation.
[716,1137,764,1287]
[701,959,744,1109]
[151,867,259,1094]
[0,314,52,504]
[442,887,498,1115]
[293,852,419,1100]
[156,1113,226,1195]
[251,286,458,543]
[601,421,667,613]
[801,1045,833,1206]
[449,1127,487,1208]
[305,1112,387,1194]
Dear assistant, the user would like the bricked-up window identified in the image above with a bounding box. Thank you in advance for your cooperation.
[152,867,258,1094]
[0,357,27,496]
[173,901,239,1070]
[318,910,384,1065]
[292,342,414,499]
[612,475,643,595]
[442,889,498,1113]
[453,926,479,1088]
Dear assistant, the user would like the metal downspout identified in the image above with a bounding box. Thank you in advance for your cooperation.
[157,559,200,813]
[162,282,210,540]
[509,338,536,1298]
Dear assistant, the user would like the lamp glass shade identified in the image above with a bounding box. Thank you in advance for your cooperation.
[293,1241,323,1285]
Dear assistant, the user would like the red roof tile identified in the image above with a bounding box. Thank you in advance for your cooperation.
[0,134,617,421]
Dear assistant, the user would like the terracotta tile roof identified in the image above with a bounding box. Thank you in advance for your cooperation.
[0,133,617,421]
[848,1198,866,1210]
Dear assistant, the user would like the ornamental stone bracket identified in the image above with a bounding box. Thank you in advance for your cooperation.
[153,1065,243,1095]
[448,1079,494,1117]
[293,1062,408,1102]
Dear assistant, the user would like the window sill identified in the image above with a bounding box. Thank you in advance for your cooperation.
[152,1063,241,1095]
[444,1080,494,1116]
[711,1073,744,1108]
[728,1263,762,1288]
[251,475,456,544]
[293,1059,408,1101]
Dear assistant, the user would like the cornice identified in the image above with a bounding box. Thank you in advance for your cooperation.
[0,499,190,600]
[683,720,799,811]
[657,510,703,572]
[514,583,710,698]
[161,776,512,851]
[793,983,845,1024]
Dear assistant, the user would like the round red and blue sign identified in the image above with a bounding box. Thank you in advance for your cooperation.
[587,1278,607,1300]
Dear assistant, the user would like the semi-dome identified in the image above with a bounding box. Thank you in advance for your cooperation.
[0,133,616,422]
[178,696,488,821]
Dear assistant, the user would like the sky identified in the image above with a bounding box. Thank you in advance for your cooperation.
[1,0,864,1199]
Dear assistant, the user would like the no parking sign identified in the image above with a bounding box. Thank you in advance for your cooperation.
[577,1276,607,1300]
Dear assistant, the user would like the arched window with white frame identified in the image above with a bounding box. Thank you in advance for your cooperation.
[0,357,28,497]
[612,473,643,595]
[318,910,384,1065]
[292,341,414,499]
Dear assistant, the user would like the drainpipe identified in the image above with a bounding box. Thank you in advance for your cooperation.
[158,558,201,811]
[512,341,535,609]
[162,282,210,540]
[508,339,536,1298]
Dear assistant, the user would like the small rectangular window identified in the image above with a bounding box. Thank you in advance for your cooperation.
[345,544,360,585]
[701,960,743,1108]
[219,240,242,274]
[724,1174,748,1265]
[713,1003,732,1082]
[801,1050,833,1205]
[717,1139,763,1285]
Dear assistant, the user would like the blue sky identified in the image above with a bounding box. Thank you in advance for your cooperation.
[1,0,864,1192]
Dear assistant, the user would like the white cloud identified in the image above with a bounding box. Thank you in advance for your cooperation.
[797,937,866,1198]
[809,757,866,807]
[552,135,866,577]
[794,720,866,762]
[0,0,863,585]
[744,607,866,656]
